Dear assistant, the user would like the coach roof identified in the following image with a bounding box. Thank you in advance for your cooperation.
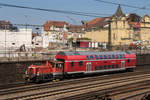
[57,51,132,56]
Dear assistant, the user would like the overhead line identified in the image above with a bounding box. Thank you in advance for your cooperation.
[0,2,112,17]
[94,0,150,10]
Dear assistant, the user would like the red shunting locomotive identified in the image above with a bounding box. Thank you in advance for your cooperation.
[24,51,136,82]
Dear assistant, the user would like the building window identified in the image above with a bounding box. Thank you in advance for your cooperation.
[123,20,125,28]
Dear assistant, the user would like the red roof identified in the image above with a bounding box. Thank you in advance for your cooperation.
[44,21,68,31]
[87,18,105,26]
[82,17,111,30]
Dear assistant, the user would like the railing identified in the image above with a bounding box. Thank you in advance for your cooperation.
[0,52,56,62]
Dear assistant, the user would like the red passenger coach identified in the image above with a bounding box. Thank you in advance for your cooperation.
[25,51,136,82]
[56,51,136,75]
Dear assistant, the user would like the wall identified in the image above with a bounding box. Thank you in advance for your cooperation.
[0,28,32,48]
[0,54,150,85]
[0,60,46,85]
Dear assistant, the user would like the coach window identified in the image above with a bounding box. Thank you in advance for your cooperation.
[108,55,111,59]
[127,59,130,63]
[95,55,98,60]
[71,62,74,67]
[104,65,107,69]
[112,64,114,69]
[86,56,89,60]
[116,55,119,59]
[112,55,115,59]
[120,54,123,59]
[116,64,119,68]
[108,65,111,69]
[100,66,103,70]
[100,55,103,59]
[123,54,125,59]
[79,61,83,66]
[104,55,107,59]
[95,66,98,70]
[90,55,94,60]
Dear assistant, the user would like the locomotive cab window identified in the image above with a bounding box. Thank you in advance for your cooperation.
[50,62,55,68]
[79,61,83,66]
[56,64,62,68]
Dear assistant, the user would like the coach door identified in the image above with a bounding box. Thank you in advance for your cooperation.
[121,61,125,68]
[86,62,91,72]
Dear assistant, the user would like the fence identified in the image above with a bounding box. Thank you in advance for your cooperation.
[0,52,56,62]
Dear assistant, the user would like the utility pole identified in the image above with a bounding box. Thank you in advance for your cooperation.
[108,21,112,50]
[4,25,6,57]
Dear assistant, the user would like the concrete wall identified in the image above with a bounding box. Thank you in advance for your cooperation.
[0,54,150,85]
[0,60,46,85]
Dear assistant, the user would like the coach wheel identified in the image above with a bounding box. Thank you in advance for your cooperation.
[25,78,30,84]
[56,79,60,82]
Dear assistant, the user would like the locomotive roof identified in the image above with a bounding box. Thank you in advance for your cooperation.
[57,51,134,56]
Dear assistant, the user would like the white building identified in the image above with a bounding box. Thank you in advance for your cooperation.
[0,28,32,49]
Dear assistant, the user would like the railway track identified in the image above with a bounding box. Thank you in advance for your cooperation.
[0,69,148,96]
[1,73,150,100]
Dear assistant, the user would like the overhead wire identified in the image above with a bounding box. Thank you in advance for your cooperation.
[94,0,150,10]
[0,2,112,17]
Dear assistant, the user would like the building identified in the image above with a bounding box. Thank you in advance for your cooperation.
[83,5,150,48]
[0,28,32,49]
[0,21,32,50]
[43,20,85,48]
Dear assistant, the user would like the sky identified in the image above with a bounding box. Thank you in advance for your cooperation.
[0,0,150,26]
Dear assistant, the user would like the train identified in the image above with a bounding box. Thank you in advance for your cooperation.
[24,51,136,82]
